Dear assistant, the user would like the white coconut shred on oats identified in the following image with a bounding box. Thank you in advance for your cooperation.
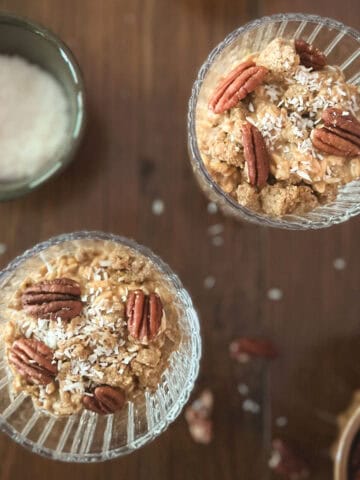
[2,241,180,416]
[196,37,360,217]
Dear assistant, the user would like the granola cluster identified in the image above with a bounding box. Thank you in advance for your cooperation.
[196,37,360,217]
[2,240,180,416]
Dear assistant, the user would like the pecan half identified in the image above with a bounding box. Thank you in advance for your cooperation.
[295,39,326,70]
[269,439,309,479]
[242,122,270,188]
[22,278,82,321]
[126,290,163,342]
[311,108,360,156]
[9,338,57,385]
[82,385,126,414]
[229,337,278,363]
[209,61,268,114]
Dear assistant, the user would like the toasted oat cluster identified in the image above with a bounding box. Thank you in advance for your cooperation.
[196,37,360,217]
[2,240,180,416]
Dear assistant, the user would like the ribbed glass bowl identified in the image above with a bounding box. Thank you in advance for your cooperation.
[188,13,360,229]
[0,232,201,462]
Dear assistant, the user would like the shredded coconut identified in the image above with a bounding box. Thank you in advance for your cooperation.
[242,398,261,414]
[203,276,216,289]
[207,202,218,214]
[0,55,69,181]
[264,84,281,102]
[152,199,165,215]
[250,113,284,147]
[207,224,224,236]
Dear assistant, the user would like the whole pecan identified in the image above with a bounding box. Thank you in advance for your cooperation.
[269,439,309,479]
[126,290,163,342]
[311,108,360,156]
[242,122,270,188]
[9,338,57,385]
[229,337,278,363]
[295,39,327,70]
[22,278,82,321]
[82,385,126,414]
[209,61,268,114]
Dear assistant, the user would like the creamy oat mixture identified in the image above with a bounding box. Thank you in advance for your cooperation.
[0,239,180,416]
[196,37,360,216]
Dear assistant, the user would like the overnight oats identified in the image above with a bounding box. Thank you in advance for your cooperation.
[195,36,360,217]
[0,236,182,417]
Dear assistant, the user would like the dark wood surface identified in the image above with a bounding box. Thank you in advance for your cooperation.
[0,0,359,478]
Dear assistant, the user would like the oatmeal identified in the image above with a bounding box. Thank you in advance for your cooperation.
[0,239,180,416]
[196,37,360,216]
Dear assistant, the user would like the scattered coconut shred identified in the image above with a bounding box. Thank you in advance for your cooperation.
[0,55,69,182]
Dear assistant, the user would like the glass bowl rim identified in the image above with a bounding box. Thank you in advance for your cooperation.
[0,12,86,202]
[0,231,201,462]
[334,404,360,480]
[187,12,360,230]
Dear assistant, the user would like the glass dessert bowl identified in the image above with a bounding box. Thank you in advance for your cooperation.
[0,232,201,462]
[188,13,360,229]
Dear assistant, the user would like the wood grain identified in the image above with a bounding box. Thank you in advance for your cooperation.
[0,0,359,479]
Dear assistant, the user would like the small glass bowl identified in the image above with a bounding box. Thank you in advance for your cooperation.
[188,13,360,230]
[334,403,360,479]
[0,13,86,201]
[0,231,201,462]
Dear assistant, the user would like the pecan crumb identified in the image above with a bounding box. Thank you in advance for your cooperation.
[185,389,214,444]
[269,439,309,479]
[229,337,278,363]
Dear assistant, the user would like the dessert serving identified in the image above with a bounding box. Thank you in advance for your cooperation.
[196,37,360,217]
[0,238,181,416]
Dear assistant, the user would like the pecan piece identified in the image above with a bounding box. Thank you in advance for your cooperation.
[82,385,126,414]
[209,61,268,114]
[126,290,163,342]
[22,278,82,321]
[242,122,270,188]
[295,39,326,70]
[323,107,360,141]
[185,389,214,444]
[311,108,360,157]
[9,338,57,385]
[229,337,278,363]
[269,439,309,479]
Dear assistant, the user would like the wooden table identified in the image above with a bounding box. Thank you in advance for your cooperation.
[0,0,359,478]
